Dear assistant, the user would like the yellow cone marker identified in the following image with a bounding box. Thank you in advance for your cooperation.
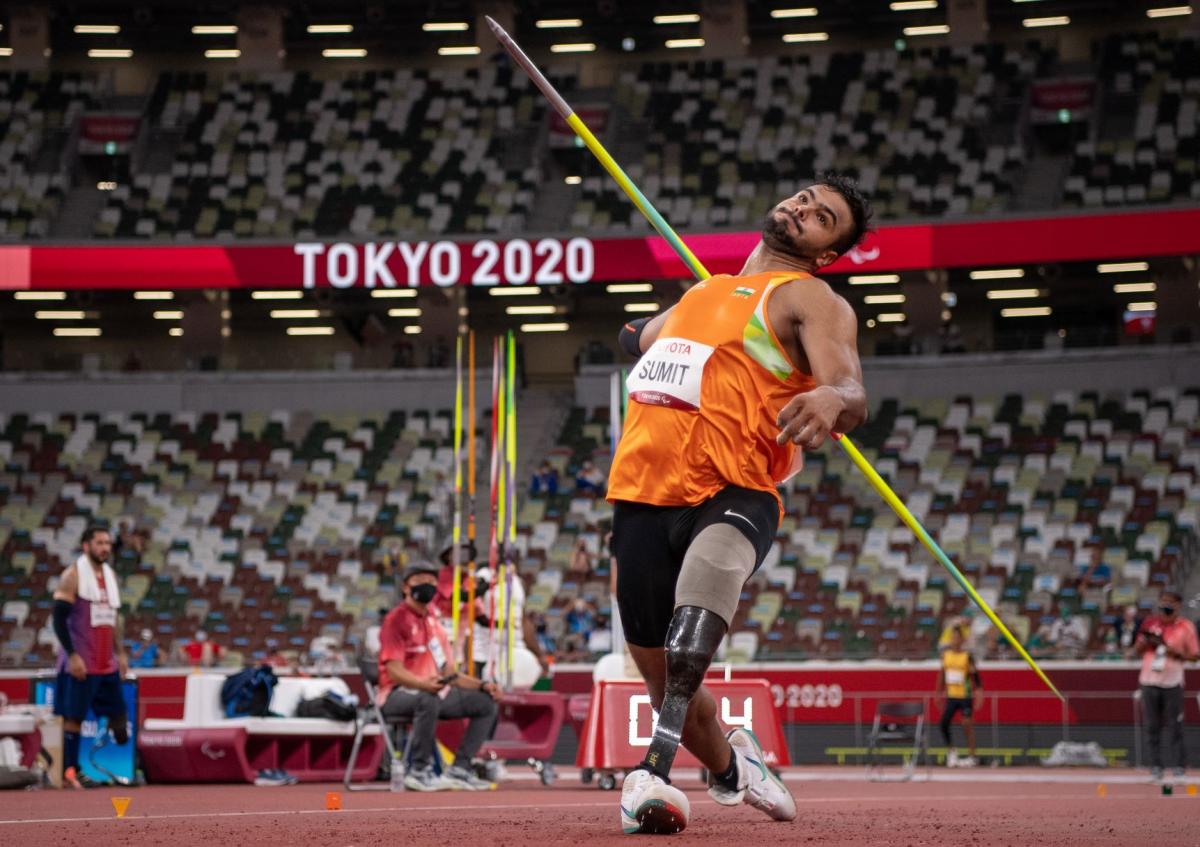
[111,796,131,818]
[1096,784,1106,798]
[1188,784,1197,797]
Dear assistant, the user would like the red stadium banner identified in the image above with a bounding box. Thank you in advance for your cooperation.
[576,679,789,771]
[3,208,1199,291]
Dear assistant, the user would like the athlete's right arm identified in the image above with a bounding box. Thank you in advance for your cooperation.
[618,306,674,357]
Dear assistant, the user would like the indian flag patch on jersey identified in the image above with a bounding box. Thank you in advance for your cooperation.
[733,286,756,298]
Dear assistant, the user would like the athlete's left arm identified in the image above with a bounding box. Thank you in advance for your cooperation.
[776,286,868,449]
[116,609,129,678]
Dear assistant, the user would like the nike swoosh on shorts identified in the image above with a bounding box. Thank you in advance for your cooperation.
[723,509,756,531]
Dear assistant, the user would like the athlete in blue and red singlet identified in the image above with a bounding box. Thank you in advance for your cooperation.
[52,526,129,789]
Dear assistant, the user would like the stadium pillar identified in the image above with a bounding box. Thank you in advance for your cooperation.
[903,272,946,354]
[478,2,515,59]
[701,0,748,58]
[947,0,987,47]
[7,4,50,71]
[1153,260,1200,345]
[237,4,285,72]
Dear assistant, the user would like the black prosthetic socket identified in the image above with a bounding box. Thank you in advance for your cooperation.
[112,718,129,746]
[641,605,728,779]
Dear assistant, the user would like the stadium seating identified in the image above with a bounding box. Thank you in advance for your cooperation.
[93,66,572,239]
[1063,33,1200,208]
[0,72,99,240]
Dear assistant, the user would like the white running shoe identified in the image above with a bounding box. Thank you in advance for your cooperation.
[957,755,978,768]
[946,749,959,768]
[707,728,796,822]
[620,768,690,835]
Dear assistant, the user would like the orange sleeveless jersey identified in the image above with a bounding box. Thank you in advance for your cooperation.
[607,271,817,514]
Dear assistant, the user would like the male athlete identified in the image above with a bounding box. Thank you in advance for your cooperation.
[52,526,130,788]
[937,624,983,767]
[608,174,872,834]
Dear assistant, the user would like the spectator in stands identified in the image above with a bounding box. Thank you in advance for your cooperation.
[1077,552,1112,587]
[1042,607,1089,657]
[574,460,606,495]
[378,561,498,791]
[566,598,595,639]
[434,539,477,618]
[530,461,558,497]
[1107,605,1143,657]
[568,538,594,576]
[531,612,555,656]
[588,615,613,656]
[128,628,159,668]
[179,629,223,667]
[1135,588,1199,780]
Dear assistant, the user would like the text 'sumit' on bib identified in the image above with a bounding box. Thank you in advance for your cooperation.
[626,337,715,412]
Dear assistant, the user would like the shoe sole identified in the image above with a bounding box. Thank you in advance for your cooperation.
[403,781,446,792]
[731,728,797,822]
[636,799,688,834]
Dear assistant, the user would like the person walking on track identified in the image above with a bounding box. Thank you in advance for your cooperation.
[607,174,873,834]
[52,525,130,789]
[937,624,984,767]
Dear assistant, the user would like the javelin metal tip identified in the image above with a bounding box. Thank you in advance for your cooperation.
[484,15,503,34]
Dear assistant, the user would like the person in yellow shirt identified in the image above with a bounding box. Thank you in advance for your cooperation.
[609,175,873,834]
[937,625,984,766]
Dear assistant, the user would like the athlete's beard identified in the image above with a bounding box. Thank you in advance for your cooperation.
[761,211,814,263]
[86,549,109,567]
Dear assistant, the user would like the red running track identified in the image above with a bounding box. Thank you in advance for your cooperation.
[0,772,1195,846]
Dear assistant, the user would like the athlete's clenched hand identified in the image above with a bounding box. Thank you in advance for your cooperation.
[775,386,844,450]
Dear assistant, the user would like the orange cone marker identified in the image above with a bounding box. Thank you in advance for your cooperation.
[111,797,131,818]
[1096,784,1106,798]
[325,791,342,811]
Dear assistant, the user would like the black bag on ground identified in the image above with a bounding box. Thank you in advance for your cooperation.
[295,690,356,722]
[221,665,278,718]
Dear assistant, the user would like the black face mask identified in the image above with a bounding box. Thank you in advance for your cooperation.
[476,579,490,595]
[410,583,437,605]
[1159,606,1177,616]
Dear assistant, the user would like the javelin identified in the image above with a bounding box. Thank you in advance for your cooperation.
[485,15,1062,702]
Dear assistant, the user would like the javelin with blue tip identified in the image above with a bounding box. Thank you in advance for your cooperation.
[485,15,1062,702]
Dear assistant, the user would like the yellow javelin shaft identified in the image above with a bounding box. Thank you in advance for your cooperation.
[484,15,1061,702]
[451,334,463,647]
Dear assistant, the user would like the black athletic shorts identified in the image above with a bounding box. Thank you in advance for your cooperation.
[942,697,974,721]
[611,484,780,648]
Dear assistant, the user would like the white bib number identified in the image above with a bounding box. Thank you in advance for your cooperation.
[626,337,714,412]
[945,669,966,686]
[428,632,447,669]
[90,602,116,628]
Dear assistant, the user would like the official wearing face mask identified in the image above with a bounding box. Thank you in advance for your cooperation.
[377,562,500,792]
[1135,588,1200,781]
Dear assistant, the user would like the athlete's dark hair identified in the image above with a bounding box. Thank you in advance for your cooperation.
[1160,588,1183,602]
[815,172,874,256]
[80,525,110,545]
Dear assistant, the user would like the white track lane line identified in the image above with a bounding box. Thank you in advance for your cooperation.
[0,792,1162,827]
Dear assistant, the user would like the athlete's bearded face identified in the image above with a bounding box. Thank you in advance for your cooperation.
[761,185,855,269]
[83,531,112,565]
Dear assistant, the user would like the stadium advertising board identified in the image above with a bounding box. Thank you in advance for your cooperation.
[2,208,1198,290]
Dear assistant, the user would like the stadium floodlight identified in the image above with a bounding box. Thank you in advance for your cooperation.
[1126,301,1157,312]
[770,7,819,17]
[969,268,1024,280]
[890,0,938,9]
[487,12,1065,702]
[848,274,900,284]
[169,327,183,337]
[134,291,174,300]
[15,291,66,300]
[307,24,354,34]
[876,312,906,322]
[489,286,541,296]
[74,25,121,34]
[536,19,583,28]
[369,289,417,299]
[192,25,237,34]
[88,48,133,58]
[1023,15,1070,27]
[286,326,335,336]
[53,327,101,337]
[550,43,596,53]
[152,310,184,320]
[403,325,422,335]
[624,303,661,313]
[653,14,701,24]
[863,294,906,304]
[271,309,322,319]
[438,46,481,56]
[607,283,654,293]
[520,322,570,332]
[666,38,705,48]
[505,305,557,316]
[1113,282,1156,294]
[1000,306,1052,317]
[1147,6,1193,17]
[0,48,11,57]
[782,32,829,42]
[252,290,304,300]
[423,22,469,32]
[205,49,240,58]
[564,175,582,184]
[903,24,950,35]
[322,48,367,57]
[387,308,422,318]
[985,288,1043,299]
[1097,261,1149,273]
[35,311,86,320]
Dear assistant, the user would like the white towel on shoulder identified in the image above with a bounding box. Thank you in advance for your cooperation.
[74,554,121,607]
